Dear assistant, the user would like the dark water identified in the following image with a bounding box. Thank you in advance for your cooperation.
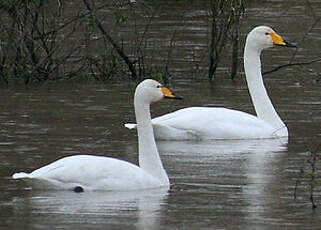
[1,0,321,229]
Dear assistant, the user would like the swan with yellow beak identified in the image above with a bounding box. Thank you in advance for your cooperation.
[125,26,296,140]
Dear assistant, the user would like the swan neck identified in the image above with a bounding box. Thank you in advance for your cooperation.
[134,99,169,186]
[244,45,288,136]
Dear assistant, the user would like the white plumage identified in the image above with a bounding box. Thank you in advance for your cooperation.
[125,26,295,140]
[13,155,162,191]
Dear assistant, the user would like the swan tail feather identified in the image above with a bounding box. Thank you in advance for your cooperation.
[12,173,68,190]
[12,172,31,179]
[124,123,137,129]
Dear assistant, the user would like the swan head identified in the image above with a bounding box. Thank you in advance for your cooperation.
[135,79,182,105]
[246,26,296,52]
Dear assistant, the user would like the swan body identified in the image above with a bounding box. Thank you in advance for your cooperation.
[12,155,163,191]
[125,26,295,140]
[12,79,181,191]
[125,107,282,140]
[150,107,281,140]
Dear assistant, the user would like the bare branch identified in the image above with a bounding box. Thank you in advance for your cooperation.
[263,58,321,76]
[82,0,137,79]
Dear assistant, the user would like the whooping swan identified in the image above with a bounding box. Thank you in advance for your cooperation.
[12,79,182,191]
[125,26,295,140]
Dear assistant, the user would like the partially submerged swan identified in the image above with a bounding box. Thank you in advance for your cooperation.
[125,26,295,140]
[12,79,182,191]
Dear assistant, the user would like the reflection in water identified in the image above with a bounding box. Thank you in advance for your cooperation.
[10,188,168,229]
[159,138,288,227]
[242,140,287,224]
[158,137,288,155]
[158,138,287,189]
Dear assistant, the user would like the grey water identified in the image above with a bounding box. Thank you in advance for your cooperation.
[1,0,321,229]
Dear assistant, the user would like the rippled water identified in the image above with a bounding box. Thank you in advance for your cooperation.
[1,0,321,229]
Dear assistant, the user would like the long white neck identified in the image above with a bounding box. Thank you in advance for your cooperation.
[134,98,169,186]
[244,45,288,137]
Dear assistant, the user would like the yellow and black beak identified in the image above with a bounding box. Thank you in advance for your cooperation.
[271,32,296,48]
[161,87,183,100]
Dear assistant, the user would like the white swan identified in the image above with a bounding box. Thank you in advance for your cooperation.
[12,79,182,191]
[125,26,295,140]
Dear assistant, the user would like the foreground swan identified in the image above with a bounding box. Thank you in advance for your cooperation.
[125,26,295,140]
[12,79,181,191]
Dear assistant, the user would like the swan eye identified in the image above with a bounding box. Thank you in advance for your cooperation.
[157,85,162,88]
[265,32,269,35]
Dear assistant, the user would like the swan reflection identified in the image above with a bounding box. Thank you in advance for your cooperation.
[158,137,287,155]
[12,188,168,229]
[158,138,288,225]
